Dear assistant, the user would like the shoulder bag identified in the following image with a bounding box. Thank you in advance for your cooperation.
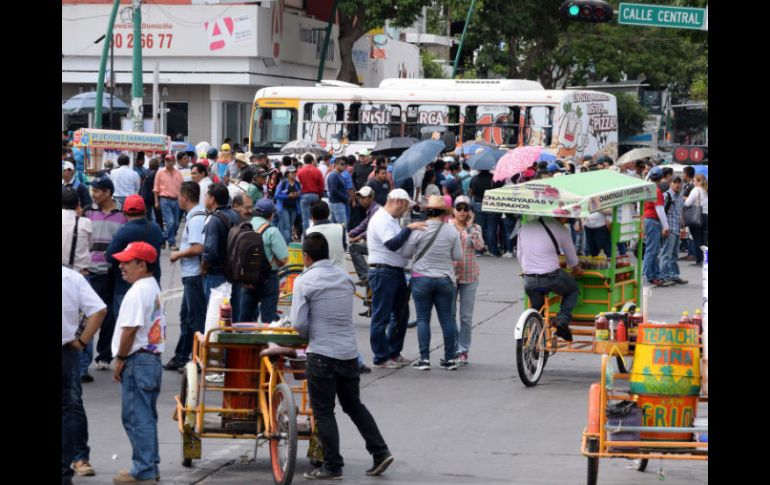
[683,189,703,229]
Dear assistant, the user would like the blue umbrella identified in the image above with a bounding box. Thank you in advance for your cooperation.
[62,91,129,114]
[537,151,557,162]
[392,140,446,185]
[466,148,507,171]
[694,165,708,178]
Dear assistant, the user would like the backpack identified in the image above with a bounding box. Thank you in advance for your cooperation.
[215,212,272,285]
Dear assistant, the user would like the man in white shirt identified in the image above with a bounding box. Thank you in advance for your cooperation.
[190,162,212,196]
[110,242,166,485]
[110,154,141,205]
[62,188,93,272]
[62,266,106,485]
[366,189,425,368]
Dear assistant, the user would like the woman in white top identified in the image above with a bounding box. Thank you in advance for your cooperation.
[684,174,708,265]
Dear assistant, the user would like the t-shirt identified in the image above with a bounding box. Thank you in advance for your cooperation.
[306,221,348,269]
[470,172,495,202]
[110,165,141,197]
[112,276,166,356]
[643,186,664,220]
[353,162,374,190]
[298,164,325,195]
[180,204,207,278]
[62,266,106,345]
[367,207,408,267]
[250,216,289,270]
[366,178,391,206]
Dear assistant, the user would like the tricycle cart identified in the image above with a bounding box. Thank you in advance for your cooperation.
[482,170,658,386]
[580,353,707,484]
[72,128,170,176]
[174,325,314,485]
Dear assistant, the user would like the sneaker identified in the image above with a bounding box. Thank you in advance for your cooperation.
[411,359,430,371]
[358,309,372,317]
[80,373,95,383]
[366,453,394,476]
[458,353,469,366]
[205,373,224,383]
[95,360,111,371]
[112,469,156,484]
[553,322,573,342]
[502,252,514,259]
[672,277,688,285]
[439,359,459,370]
[661,279,676,286]
[303,466,342,480]
[359,364,372,374]
[163,359,186,371]
[372,359,400,369]
[393,355,411,366]
[73,460,95,476]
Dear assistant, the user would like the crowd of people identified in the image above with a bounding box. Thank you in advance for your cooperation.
[62,130,708,483]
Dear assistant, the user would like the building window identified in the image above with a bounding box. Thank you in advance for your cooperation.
[166,102,189,141]
[404,104,460,140]
[347,103,402,142]
[464,105,520,146]
[302,102,345,145]
[524,106,554,147]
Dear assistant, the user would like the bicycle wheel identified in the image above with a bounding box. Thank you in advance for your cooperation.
[269,383,298,485]
[516,312,548,387]
[180,363,200,467]
[634,458,648,472]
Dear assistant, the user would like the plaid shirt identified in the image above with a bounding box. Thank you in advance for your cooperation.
[452,222,486,284]
[665,189,685,234]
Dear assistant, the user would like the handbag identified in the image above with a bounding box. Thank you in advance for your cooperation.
[683,189,703,228]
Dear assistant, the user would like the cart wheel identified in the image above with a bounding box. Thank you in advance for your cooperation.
[516,312,548,387]
[634,458,648,472]
[180,363,201,467]
[270,383,298,485]
[586,437,599,485]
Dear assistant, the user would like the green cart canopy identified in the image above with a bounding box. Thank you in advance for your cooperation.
[481,170,657,217]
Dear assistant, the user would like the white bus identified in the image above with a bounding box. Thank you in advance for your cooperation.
[249,78,618,161]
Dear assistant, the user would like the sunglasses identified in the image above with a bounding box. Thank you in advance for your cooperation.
[455,204,471,212]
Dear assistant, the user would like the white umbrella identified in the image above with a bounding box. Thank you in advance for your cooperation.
[62,91,129,114]
[617,148,666,166]
[280,139,328,158]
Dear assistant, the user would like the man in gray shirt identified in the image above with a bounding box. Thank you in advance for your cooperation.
[291,234,393,480]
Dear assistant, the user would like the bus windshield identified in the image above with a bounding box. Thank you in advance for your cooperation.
[250,107,297,151]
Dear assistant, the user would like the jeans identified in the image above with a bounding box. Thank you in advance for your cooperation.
[120,352,162,481]
[349,242,369,281]
[412,276,457,362]
[473,201,501,256]
[300,193,320,233]
[160,197,180,246]
[367,267,409,365]
[643,218,663,282]
[306,353,389,473]
[79,340,94,377]
[502,216,517,253]
[585,226,612,257]
[659,232,680,281]
[174,276,206,363]
[239,272,279,323]
[524,270,579,327]
[62,346,77,484]
[689,214,708,264]
[71,355,90,463]
[277,206,299,244]
[87,273,116,364]
[452,281,479,355]
[329,202,348,228]
[204,273,227,305]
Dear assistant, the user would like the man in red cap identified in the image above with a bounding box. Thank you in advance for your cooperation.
[110,241,165,484]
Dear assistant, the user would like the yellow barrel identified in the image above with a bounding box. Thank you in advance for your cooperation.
[288,242,303,266]
[629,324,701,396]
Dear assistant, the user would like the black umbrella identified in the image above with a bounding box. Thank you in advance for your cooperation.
[370,137,420,157]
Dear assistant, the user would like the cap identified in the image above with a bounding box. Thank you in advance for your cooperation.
[235,153,250,164]
[255,168,270,178]
[206,148,218,159]
[221,143,231,151]
[63,161,75,171]
[285,165,297,173]
[90,176,114,193]
[123,194,146,215]
[357,148,371,156]
[164,154,176,162]
[254,198,276,215]
[454,195,472,207]
[648,166,664,180]
[387,188,414,205]
[112,241,158,264]
[547,162,561,173]
[522,169,536,180]
[356,186,374,197]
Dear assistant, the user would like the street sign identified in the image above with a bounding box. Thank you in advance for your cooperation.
[618,3,707,30]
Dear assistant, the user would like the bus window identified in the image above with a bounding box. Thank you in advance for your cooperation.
[251,107,297,150]
[303,103,345,145]
[464,105,520,146]
[347,103,402,142]
[405,104,460,140]
[525,106,554,147]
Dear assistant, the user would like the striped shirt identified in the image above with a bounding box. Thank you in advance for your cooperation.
[84,202,128,274]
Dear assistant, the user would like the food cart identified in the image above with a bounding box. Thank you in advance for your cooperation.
[481,170,657,386]
[72,128,171,176]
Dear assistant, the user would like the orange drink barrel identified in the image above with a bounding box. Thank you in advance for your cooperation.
[223,345,261,421]
[637,395,698,440]
[629,324,701,396]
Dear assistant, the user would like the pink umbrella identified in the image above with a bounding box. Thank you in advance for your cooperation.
[493,146,545,182]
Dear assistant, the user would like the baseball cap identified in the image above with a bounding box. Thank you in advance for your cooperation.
[522,169,536,180]
[387,188,414,205]
[112,241,158,264]
[285,165,297,173]
[356,186,374,197]
[254,198,276,215]
[255,168,270,178]
[357,148,371,156]
[206,148,219,159]
[648,166,664,180]
[454,195,472,207]
[62,161,75,172]
[123,194,146,215]
[90,176,114,193]
[221,143,231,151]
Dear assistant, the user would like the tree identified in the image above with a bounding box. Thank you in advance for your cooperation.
[615,92,648,141]
[336,0,434,83]
[421,51,447,78]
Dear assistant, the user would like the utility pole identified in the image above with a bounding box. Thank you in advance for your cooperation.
[153,63,160,134]
[94,0,122,128]
[131,0,144,133]
[316,0,338,82]
[109,35,115,129]
[452,0,477,79]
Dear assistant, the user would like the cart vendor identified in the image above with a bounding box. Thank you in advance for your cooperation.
[516,216,582,341]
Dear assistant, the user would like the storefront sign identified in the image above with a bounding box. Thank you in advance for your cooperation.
[74,128,170,151]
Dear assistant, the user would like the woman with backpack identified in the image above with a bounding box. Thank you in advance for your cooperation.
[275,165,302,243]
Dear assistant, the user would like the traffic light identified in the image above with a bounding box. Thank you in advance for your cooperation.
[560,0,614,23]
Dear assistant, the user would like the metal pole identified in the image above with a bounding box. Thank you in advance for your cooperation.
[110,36,115,129]
[153,63,160,134]
[95,0,122,128]
[131,0,144,133]
[316,0,339,82]
[452,0,477,79]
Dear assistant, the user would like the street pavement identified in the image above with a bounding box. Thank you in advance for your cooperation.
[77,248,708,485]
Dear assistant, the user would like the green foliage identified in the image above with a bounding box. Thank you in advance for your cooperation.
[615,92,649,140]
[421,51,447,78]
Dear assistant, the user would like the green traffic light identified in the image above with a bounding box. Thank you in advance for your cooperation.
[569,5,580,16]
